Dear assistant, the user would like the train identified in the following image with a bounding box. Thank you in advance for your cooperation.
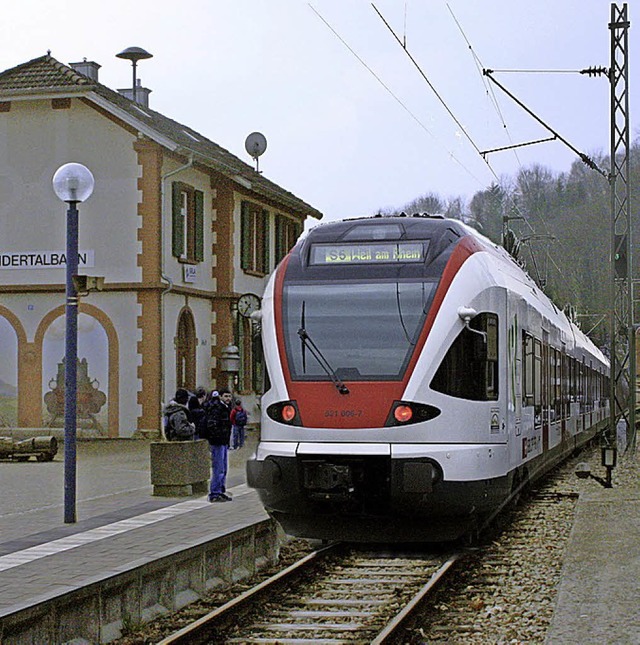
[246,214,610,542]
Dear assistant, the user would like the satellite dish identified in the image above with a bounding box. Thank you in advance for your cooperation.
[245,132,267,172]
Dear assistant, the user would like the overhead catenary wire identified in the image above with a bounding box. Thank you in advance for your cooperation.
[446,3,512,142]
[371,4,569,299]
[444,3,594,304]
[308,3,435,140]
[371,3,485,159]
[310,3,595,308]
[307,3,487,188]
[346,2,566,294]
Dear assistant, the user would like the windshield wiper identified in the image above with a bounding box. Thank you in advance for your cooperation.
[298,303,349,395]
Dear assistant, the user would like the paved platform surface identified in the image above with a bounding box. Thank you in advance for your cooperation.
[545,482,640,645]
[0,435,267,618]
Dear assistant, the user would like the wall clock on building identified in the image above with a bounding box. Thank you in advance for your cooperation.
[237,293,261,318]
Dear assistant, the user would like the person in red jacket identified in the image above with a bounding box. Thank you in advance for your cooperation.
[229,399,248,450]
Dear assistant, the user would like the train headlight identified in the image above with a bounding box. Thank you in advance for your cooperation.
[394,405,413,423]
[385,401,441,426]
[282,404,296,422]
[267,400,302,426]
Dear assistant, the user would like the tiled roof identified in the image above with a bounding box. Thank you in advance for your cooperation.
[0,55,322,219]
[0,55,93,92]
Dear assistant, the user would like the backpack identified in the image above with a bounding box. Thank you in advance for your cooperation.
[234,408,248,426]
[166,408,194,441]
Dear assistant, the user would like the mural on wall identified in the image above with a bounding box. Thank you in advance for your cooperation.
[0,316,18,427]
[42,313,108,434]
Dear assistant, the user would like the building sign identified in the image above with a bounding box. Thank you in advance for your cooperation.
[310,242,425,266]
[0,250,95,269]
[183,264,198,283]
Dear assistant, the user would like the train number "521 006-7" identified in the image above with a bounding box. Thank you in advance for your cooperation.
[324,409,363,418]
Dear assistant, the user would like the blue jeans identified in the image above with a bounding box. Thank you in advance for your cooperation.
[231,425,246,450]
[209,443,228,499]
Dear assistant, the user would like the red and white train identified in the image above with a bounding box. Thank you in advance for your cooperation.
[247,214,610,541]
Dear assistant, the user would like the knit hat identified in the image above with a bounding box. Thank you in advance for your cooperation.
[174,388,189,405]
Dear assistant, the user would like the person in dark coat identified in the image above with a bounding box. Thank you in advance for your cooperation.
[204,388,233,502]
[188,386,208,440]
[163,388,195,441]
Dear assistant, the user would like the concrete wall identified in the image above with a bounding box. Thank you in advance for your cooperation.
[0,520,281,644]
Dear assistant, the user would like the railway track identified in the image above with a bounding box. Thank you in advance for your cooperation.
[159,544,463,644]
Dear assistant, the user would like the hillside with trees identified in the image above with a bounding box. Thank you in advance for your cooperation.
[381,139,640,346]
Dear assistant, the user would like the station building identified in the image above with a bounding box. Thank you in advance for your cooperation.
[0,53,322,437]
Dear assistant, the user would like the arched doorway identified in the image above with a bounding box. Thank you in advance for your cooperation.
[176,309,196,390]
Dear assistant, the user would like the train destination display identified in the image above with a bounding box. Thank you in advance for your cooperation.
[310,242,425,265]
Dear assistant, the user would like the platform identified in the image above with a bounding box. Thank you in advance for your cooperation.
[0,436,276,644]
[545,458,640,644]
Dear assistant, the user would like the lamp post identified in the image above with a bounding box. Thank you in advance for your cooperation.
[220,344,240,393]
[52,163,95,524]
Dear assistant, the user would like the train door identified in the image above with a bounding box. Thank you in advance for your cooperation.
[550,346,562,450]
[506,295,522,464]
[561,344,569,443]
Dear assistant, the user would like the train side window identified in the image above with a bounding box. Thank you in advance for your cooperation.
[430,312,499,401]
[523,332,534,408]
[554,348,562,420]
[534,338,542,415]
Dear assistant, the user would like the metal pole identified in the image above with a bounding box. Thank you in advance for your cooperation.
[64,201,79,524]
[609,2,633,454]
[132,61,137,104]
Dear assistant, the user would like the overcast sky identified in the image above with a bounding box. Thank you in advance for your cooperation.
[1,1,637,225]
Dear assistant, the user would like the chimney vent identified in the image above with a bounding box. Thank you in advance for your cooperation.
[69,59,101,82]
[118,80,152,108]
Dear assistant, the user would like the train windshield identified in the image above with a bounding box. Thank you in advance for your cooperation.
[283,281,437,380]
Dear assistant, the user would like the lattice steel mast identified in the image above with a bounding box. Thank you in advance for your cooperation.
[609,3,634,454]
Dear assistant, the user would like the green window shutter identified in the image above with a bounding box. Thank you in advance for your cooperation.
[171,183,184,258]
[262,209,270,274]
[275,215,283,264]
[241,201,251,271]
[194,190,204,262]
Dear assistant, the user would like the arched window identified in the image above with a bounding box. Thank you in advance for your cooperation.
[176,309,196,390]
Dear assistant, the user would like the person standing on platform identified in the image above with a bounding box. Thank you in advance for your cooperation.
[163,388,195,441]
[229,398,248,450]
[204,388,233,502]
[188,386,208,440]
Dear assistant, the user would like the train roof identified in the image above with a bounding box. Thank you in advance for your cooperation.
[305,214,469,243]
